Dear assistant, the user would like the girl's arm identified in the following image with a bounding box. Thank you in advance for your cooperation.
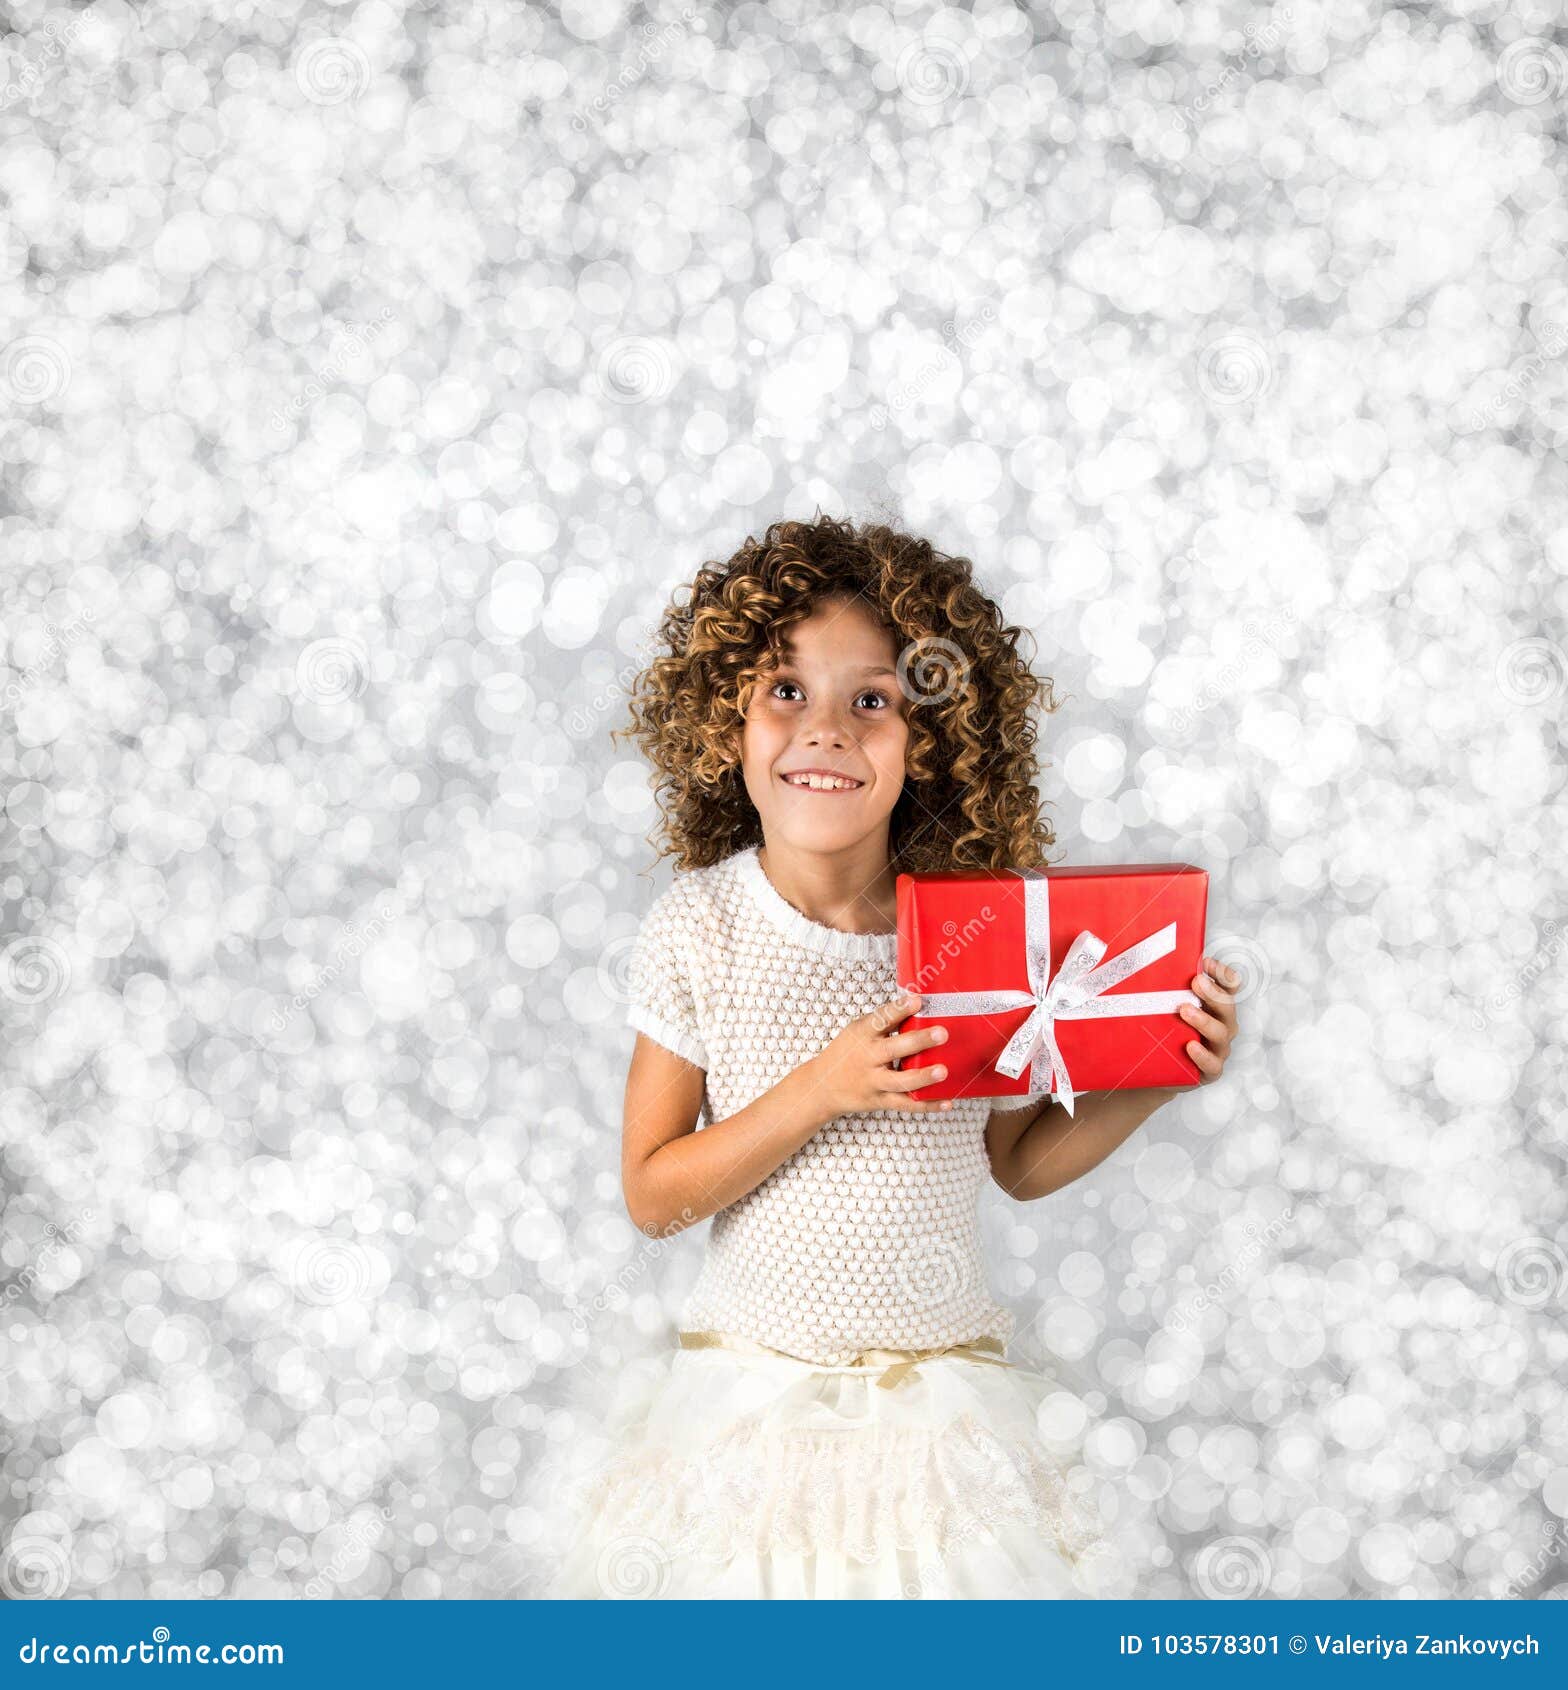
[623,990,953,1238]
[985,1088,1180,1200]
[985,954,1241,1200]
[621,1034,833,1238]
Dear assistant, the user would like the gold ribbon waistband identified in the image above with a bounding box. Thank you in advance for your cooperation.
[677,1328,1013,1391]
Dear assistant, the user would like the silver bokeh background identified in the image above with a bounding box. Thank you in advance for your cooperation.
[1,0,1565,1601]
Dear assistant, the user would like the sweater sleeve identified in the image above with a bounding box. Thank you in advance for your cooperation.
[625,884,709,1070]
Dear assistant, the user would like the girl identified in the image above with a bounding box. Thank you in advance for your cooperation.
[542,514,1239,1600]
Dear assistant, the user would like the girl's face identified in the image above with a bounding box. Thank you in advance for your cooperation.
[738,595,910,857]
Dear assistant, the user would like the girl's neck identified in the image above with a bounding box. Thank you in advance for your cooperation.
[756,836,898,937]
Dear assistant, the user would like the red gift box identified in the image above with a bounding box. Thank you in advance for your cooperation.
[894,863,1209,1114]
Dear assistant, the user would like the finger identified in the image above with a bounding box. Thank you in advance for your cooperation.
[1192,971,1234,1008]
[1202,957,1242,993]
[881,1061,948,1092]
[1178,1000,1228,1042]
[869,990,921,1035]
[879,1092,956,1113]
[1185,1037,1223,1076]
[883,1023,948,1060]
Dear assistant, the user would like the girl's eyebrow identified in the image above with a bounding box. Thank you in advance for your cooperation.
[766,661,896,679]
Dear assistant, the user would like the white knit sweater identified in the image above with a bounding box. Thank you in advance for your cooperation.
[624,844,1047,1367]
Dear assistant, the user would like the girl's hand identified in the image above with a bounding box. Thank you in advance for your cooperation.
[1180,956,1240,1082]
[805,990,957,1118]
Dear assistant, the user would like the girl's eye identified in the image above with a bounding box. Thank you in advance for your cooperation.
[770,680,803,702]
[770,682,892,709]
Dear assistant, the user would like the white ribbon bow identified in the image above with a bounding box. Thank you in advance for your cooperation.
[919,870,1200,1117]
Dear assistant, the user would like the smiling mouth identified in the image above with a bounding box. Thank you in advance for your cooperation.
[779,771,865,792]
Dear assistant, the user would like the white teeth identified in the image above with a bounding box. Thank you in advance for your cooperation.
[785,772,859,790]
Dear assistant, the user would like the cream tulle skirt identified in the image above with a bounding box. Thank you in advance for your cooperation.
[538,1330,1116,1600]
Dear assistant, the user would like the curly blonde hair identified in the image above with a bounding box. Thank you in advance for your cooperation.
[616,513,1065,874]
